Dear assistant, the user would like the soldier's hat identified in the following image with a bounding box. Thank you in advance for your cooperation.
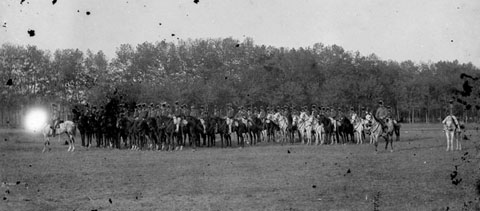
[350,107,354,110]
[175,101,179,105]
[247,107,251,110]
[312,104,316,108]
[156,104,160,108]
[449,99,454,104]
[150,103,154,107]
[338,107,342,110]
[386,105,391,109]
[378,100,383,105]
[191,105,195,109]
[161,102,166,107]
[361,106,365,110]
[166,104,170,108]
[181,104,186,108]
[93,105,97,109]
[85,103,89,107]
[200,105,204,109]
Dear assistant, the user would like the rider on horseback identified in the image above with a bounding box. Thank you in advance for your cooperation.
[50,103,61,137]
[375,100,389,134]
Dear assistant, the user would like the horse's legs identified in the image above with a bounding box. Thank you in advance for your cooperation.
[446,131,451,151]
[456,132,461,150]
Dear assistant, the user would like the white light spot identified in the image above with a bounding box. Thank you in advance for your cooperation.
[24,108,48,132]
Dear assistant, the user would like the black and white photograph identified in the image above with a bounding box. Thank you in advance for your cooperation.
[1,0,480,210]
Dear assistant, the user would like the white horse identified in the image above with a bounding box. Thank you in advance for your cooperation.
[42,121,77,152]
[352,117,365,144]
[274,113,289,143]
[442,115,461,151]
[312,118,324,145]
[298,112,313,145]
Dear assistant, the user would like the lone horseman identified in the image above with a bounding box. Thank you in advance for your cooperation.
[50,103,61,137]
[375,100,389,135]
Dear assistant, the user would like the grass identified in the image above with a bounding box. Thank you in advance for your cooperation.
[0,124,479,210]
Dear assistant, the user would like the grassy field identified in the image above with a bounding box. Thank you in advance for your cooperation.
[0,124,479,210]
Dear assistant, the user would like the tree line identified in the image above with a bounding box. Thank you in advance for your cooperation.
[1,38,479,126]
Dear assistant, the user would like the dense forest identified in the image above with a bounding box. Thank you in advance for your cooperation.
[1,38,479,126]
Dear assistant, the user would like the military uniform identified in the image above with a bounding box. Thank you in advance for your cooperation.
[213,105,220,118]
[375,100,388,131]
[259,106,266,120]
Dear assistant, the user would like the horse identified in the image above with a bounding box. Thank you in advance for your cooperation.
[370,116,394,152]
[233,119,247,147]
[311,116,324,145]
[42,121,77,152]
[443,115,462,151]
[338,117,354,144]
[116,115,132,149]
[297,112,313,145]
[318,115,334,144]
[265,117,279,143]
[214,117,232,148]
[273,113,289,143]
[352,117,366,144]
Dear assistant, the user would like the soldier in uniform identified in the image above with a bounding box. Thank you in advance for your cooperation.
[188,105,196,118]
[259,105,266,121]
[50,103,61,137]
[349,107,357,122]
[148,103,155,118]
[375,100,389,131]
[311,104,317,117]
[329,107,337,120]
[213,105,220,118]
[337,107,344,121]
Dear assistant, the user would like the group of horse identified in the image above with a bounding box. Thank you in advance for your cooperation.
[42,109,401,153]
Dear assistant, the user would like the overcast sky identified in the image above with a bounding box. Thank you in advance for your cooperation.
[1,0,479,67]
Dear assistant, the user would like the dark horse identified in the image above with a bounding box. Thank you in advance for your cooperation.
[214,117,232,148]
[233,119,247,147]
[182,116,204,149]
[265,119,279,142]
[203,117,217,147]
[338,117,354,144]
[116,115,132,149]
[318,115,334,144]
[157,116,179,151]
[246,117,263,146]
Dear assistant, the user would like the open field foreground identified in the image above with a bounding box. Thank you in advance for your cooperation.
[1,124,480,210]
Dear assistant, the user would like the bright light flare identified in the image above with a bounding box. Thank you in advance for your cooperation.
[24,108,48,132]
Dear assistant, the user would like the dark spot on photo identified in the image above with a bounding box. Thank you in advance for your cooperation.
[2,22,6,28]
[312,185,316,188]
[3,197,6,200]
[27,29,35,37]
[235,44,240,47]
[108,198,112,204]
[20,0,25,5]
[16,181,20,185]
[159,23,162,26]
[171,34,175,36]
[225,76,228,80]
[451,40,454,42]
[86,11,91,15]
[5,190,10,194]
[193,0,199,4]
[287,150,290,154]
[52,0,57,5]
[77,10,80,13]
